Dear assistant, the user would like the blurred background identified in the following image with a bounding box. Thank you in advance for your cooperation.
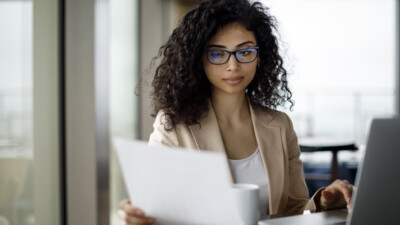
[0,0,398,225]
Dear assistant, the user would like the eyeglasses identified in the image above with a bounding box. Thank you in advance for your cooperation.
[205,47,259,65]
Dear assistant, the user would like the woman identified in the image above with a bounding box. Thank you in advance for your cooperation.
[119,0,353,224]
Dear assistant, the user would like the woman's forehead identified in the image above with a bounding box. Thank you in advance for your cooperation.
[207,22,257,48]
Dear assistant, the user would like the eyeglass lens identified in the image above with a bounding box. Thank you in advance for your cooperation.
[206,48,258,64]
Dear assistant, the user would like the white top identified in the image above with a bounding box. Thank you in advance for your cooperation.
[228,148,269,219]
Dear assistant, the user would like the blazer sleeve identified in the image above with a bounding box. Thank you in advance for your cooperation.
[148,111,180,147]
[281,113,319,213]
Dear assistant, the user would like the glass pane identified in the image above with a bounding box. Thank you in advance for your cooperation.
[262,0,396,145]
[0,0,60,225]
[109,0,139,224]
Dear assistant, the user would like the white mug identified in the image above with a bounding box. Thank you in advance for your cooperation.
[230,183,260,225]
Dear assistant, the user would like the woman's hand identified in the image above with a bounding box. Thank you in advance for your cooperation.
[118,199,156,225]
[319,179,354,211]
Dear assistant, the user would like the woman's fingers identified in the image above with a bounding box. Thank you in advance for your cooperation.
[118,209,155,225]
[320,189,336,208]
[119,199,144,217]
[339,180,353,205]
[118,208,156,225]
[118,199,156,225]
[320,180,353,210]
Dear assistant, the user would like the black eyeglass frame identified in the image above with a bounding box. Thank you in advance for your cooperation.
[205,46,259,65]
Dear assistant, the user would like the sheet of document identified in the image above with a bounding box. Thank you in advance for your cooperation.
[114,138,243,225]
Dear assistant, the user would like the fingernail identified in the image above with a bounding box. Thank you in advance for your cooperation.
[117,209,126,218]
[148,218,155,223]
[135,210,143,216]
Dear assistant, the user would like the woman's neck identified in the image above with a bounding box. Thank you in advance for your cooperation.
[210,90,250,124]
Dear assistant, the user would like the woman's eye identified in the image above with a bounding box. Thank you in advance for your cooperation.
[210,53,221,58]
[209,51,225,58]
[238,50,251,56]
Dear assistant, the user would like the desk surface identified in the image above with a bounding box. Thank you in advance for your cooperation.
[298,137,356,148]
[259,209,348,225]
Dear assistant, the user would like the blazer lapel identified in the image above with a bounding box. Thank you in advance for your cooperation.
[249,104,285,215]
[188,103,226,154]
[189,100,285,214]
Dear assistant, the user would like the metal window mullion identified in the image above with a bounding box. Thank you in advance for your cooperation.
[94,0,110,223]
[66,0,109,224]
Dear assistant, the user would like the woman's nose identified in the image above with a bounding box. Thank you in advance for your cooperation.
[226,54,240,71]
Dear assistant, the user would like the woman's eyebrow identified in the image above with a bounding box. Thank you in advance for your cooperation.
[236,41,255,47]
[206,41,256,49]
[206,44,226,49]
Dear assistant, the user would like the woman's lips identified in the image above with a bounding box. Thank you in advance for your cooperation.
[223,77,243,85]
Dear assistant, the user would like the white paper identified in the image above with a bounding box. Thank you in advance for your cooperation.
[114,138,243,225]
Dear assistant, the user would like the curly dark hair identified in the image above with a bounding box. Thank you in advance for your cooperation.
[151,0,293,129]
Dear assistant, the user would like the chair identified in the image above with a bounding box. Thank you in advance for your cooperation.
[299,138,358,183]
[0,157,29,225]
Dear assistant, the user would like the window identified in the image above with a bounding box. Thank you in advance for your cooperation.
[263,0,397,146]
[0,1,60,225]
[109,0,139,224]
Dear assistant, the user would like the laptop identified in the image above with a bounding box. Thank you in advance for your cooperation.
[346,117,400,225]
[260,117,400,225]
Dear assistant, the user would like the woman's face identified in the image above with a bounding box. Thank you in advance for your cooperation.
[203,22,259,96]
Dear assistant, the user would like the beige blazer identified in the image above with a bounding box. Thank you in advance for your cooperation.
[148,102,318,215]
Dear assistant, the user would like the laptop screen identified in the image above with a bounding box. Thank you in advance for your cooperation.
[348,118,400,225]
